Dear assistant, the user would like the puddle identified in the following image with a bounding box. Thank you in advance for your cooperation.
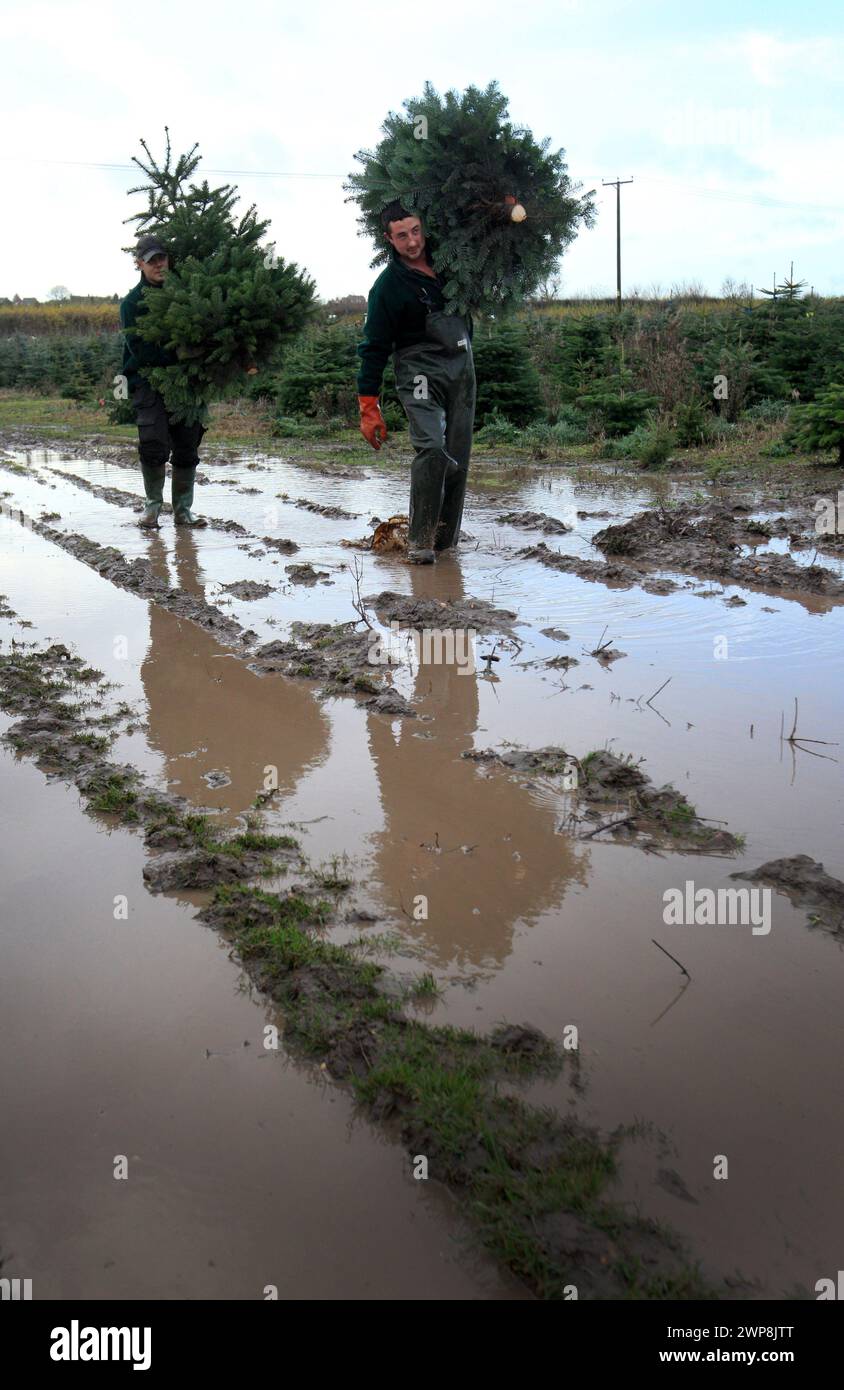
[0,734,523,1300]
[1,442,842,1298]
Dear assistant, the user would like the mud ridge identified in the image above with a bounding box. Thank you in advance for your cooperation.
[518,543,679,596]
[592,502,844,598]
[368,589,518,632]
[463,746,743,854]
[495,510,572,534]
[731,856,844,938]
[278,492,360,520]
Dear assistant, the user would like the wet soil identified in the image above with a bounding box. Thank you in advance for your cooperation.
[0,632,712,1299]
[591,500,844,598]
[464,746,742,853]
[1,432,843,1301]
[732,856,844,937]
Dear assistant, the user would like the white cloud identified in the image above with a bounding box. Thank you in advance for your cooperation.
[2,3,843,299]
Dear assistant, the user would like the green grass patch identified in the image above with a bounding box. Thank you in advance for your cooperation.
[88,773,140,821]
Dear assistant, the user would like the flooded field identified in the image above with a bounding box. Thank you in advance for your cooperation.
[1,432,842,1300]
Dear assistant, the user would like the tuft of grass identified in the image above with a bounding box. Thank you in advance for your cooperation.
[407,971,444,1001]
[88,773,140,821]
[230,830,299,853]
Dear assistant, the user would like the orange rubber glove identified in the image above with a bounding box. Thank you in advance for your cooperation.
[359,395,388,449]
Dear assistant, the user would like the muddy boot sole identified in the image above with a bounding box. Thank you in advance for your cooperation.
[407,547,436,564]
[174,513,208,528]
[138,508,162,529]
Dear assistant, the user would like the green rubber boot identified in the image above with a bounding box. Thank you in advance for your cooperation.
[138,463,165,528]
[171,466,208,527]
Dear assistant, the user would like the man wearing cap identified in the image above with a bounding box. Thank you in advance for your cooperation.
[357,203,475,564]
[119,236,207,528]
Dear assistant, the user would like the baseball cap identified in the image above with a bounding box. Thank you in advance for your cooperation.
[136,235,168,263]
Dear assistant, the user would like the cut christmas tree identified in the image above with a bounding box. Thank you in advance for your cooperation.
[345,81,595,317]
[124,129,316,424]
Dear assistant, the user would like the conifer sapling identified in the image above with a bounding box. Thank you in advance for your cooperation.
[124,129,316,424]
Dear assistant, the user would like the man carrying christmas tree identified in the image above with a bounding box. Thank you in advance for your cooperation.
[357,203,476,563]
[120,235,208,528]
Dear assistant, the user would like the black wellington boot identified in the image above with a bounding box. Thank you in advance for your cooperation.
[138,463,165,528]
[171,466,208,527]
[407,447,451,562]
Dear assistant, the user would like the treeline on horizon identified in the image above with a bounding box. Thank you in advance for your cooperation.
[0,280,834,336]
[2,289,843,464]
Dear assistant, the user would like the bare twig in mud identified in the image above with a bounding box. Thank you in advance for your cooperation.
[779,697,839,763]
[645,677,672,708]
[580,814,636,840]
[634,676,672,727]
[346,555,374,630]
[651,938,691,980]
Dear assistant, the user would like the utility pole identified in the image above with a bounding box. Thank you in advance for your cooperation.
[602,177,633,310]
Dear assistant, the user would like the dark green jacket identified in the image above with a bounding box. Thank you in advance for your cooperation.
[356,249,472,395]
[119,277,177,392]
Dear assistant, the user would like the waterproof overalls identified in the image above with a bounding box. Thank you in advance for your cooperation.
[357,251,476,552]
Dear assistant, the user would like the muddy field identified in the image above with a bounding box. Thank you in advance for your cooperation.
[1,425,842,1301]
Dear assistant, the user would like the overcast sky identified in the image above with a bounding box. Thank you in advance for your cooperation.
[2,0,842,302]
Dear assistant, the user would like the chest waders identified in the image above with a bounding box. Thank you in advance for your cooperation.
[393,306,476,556]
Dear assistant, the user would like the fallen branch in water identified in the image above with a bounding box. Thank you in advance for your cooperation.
[651,937,691,980]
[580,814,636,840]
[780,696,838,761]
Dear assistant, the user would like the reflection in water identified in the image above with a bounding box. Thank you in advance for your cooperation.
[140,531,330,818]
[366,558,588,970]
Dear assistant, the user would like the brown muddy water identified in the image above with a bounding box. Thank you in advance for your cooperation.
[1,439,843,1300]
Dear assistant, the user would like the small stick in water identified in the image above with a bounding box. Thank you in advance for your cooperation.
[651,937,691,980]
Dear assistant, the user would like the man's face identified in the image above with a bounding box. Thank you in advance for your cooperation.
[386,216,425,263]
[138,252,169,284]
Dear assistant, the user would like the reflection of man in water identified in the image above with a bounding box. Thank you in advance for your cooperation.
[139,532,329,825]
[365,563,586,970]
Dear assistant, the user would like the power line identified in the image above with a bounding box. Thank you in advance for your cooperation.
[0,156,344,179]
[4,154,844,214]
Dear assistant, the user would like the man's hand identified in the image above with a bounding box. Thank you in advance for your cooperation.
[358,395,388,450]
[245,366,258,375]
